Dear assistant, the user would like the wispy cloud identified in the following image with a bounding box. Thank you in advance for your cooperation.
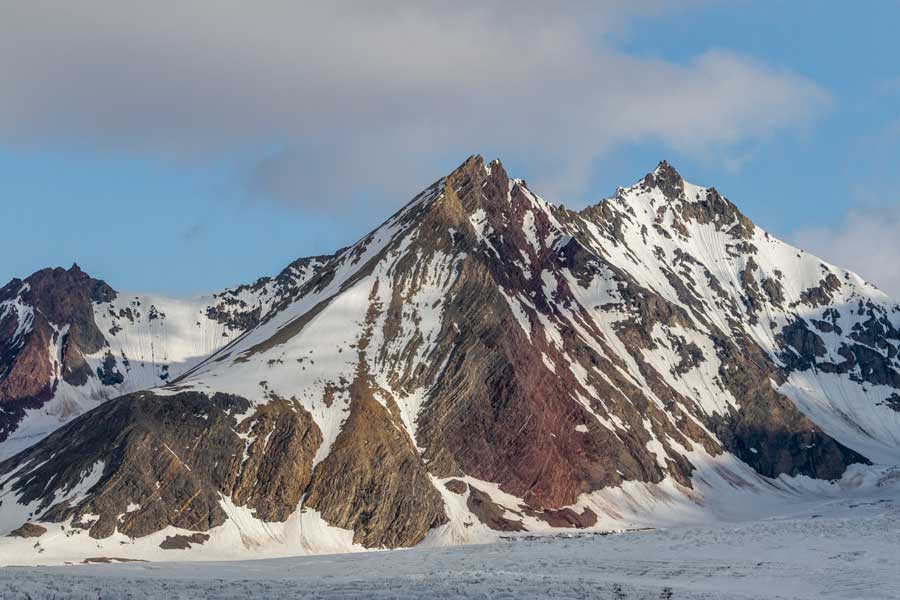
[180,222,205,243]
[0,1,831,211]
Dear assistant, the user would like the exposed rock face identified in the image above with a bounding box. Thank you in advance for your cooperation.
[304,367,447,547]
[466,485,525,532]
[444,479,468,495]
[0,265,113,441]
[159,533,209,550]
[304,286,448,548]
[0,255,330,457]
[0,390,322,540]
[0,155,898,562]
[7,523,46,538]
[204,254,333,332]
[229,397,322,522]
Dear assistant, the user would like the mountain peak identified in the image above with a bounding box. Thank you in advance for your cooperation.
[653,159,681,178]
[641,160,685,199]
[1,153,898,566]
[445,154,513,190]
[449,154,486,178]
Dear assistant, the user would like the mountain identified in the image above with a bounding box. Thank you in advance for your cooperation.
[0,256,329,458]
[0,155,899,564]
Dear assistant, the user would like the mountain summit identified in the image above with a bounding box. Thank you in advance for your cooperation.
[0,156,898,563]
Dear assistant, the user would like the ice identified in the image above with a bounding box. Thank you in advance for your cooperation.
[2,491,899,599]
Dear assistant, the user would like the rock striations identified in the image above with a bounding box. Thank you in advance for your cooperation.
[1,155,899,563]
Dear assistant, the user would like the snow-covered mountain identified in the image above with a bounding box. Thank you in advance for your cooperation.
[1,155,899,564]
[0,256,329,458]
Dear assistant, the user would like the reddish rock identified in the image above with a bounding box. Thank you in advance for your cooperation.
[444,479,468,495]
[466,485,525,532]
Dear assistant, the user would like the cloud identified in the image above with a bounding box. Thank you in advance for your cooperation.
[0,1,831,212]
[791,207,900,299]
[180,221,205,243]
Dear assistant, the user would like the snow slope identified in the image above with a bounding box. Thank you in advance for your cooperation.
[2,477,900,599]
[0,257,329,459]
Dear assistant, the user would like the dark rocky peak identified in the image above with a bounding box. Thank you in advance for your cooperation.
[12,265,115,355]
[443,154,503,214]
[628,161,756,241]
[486,158,508,183]
[24,264,116,307]
[444,155,551,221]
[449,154,487,182]
[22,265,114,320]
[684,186,756,240]
[642,160,686,200]
[0,278,25,303]
[576,160,688,223]
[0,266,116,437]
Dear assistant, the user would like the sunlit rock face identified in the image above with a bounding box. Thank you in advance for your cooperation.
[1,155,899,563]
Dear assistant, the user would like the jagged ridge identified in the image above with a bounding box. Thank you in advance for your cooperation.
[0,155,899,564]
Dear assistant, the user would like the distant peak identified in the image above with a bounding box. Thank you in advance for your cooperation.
[486,157,508,184]
[445,154,510,190]
[642,160,684,200]
[454,154,485,173]
[650,160,682,180]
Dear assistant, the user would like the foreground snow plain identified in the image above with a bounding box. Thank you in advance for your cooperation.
[2,485,898,600]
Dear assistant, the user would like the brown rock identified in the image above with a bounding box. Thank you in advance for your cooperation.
[0,390,323,540]
[7,523,46,538]
[159,533,210,550]
[533,507,597,529]
[228,397,322,522]
[444,479,468,495]
[304,362,447,548]
[466,485,525,532]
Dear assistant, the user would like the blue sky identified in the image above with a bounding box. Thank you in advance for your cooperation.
[1,2,898,295]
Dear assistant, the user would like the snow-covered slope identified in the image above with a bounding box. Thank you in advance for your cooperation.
[0,256,329,458]
[1,156,899,565]
[5,487,900,599]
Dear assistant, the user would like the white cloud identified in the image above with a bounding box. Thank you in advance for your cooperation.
[791,206,900,299]
[0,1,831,211]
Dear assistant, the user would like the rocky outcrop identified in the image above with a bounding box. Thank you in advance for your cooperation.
[0,265,114,441]
[159,533,209,550]
[205,254,333,332]
[0,253,332,453]
[466,485,525,532]
[7,523,46,538]
[712,331,867,479]
[0,390,322,540]
[304,370,447,547]
[304,286,447,548]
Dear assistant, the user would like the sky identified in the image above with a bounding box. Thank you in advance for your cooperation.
[1,1,899,296]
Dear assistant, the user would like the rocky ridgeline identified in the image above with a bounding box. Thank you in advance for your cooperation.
[0,155,898,560]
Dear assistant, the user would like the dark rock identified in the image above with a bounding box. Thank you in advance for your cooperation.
[466,485,525,532]
[159,533,210,550]
[532,507,597,529]
[798,274,842,308]
[444,479,468,495]
[7,523,46,538]
[96,350,125,386]
[0,390,323,540]
[305,364,446,548]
